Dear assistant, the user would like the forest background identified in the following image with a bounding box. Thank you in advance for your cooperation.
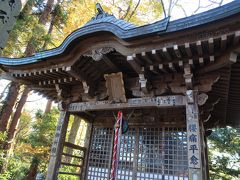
[0,0,239,179]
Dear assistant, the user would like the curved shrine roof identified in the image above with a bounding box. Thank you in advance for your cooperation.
[0,0,240,66]
[1,2,240,129]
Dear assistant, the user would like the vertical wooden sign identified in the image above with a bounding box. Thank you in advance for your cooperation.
[46,110,70,180]
[186,90,203,180]
[0,0,23,49]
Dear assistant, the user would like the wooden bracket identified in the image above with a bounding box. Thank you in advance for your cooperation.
[127,55,150,94]
[55,84,71,100]
[139,74,148,93]
[170,72,219,94]
[58,101,68,111]
[184,64,193,89]
[197,93,208,106]
[198,46,240,74]
[66,66,96,97]
[82,81,89,94]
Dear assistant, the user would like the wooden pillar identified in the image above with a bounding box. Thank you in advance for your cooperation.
[81,122,93,180]
[46,110,70,180]
[200,121,210,180]
[186,90,205,180]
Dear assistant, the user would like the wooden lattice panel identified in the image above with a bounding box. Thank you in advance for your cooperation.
[86,127,188,180]
[117,128,136,179]
[137,127,188,180]
[87,127,113,179]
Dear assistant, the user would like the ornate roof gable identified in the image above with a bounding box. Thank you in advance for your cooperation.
[84,3,136,30]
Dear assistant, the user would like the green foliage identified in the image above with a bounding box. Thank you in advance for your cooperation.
[53,4,68,27]
[2,108,59,179]
[29,108,58,148]
[0,112,31,180]
[2,0,164,57]
[208,127,240,179]
[0,132,7,166]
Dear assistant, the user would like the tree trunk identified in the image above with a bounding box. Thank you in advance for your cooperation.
[5,87,30,151]
[44,99,52,114]
[24,0,55,56]
[0,82,20,132]
[42,17,54,50]
[26,156,39,180]
[65,116,81,163]
[0,82,10,100]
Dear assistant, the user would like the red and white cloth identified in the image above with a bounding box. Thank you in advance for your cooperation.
[110,111,123,180]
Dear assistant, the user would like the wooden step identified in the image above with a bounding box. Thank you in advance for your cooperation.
[62,152,84,160]
[58,172,81,176]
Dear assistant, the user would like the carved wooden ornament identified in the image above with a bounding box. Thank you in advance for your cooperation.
[104,72,126,103]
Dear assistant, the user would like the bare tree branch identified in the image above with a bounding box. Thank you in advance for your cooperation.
[127,0,141,21]
[120,5,130,19]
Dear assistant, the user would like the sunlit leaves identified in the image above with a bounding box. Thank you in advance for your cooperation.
[208,127,240,179]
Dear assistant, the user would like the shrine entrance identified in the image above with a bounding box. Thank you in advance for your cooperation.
[87,126,188,180]
[1,1,240,180]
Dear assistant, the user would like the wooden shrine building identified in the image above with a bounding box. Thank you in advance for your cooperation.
[1,1,240,179]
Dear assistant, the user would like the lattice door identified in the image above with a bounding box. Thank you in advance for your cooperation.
[86,127,188,180]
[87,127,113,180]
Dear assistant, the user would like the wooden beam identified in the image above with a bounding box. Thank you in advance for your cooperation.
[188,59,195,69]
[173,45,182,58]
[38,77,74,86]
[196,40,203,56]
[65,66,83,81]
[178,61,183,70]
[159,64,168,73]
[149,65,160,74]
[0,72,32,85]
[221,35,227,51]
[162,47,172,60]
[102,55,120,72]
[168,62,176,72]
[198,50,238,74]
[209,56,215,63]
[58,172,81,176]
[64,142,86,151]
[132,53,143,65]
[62,153,84,160]
[198,58,204,67]
[151,49,162,62]
[127,56,149,94]
[127,56,142,74]
[68,95,186,112]
[208,38,214,54]
[234,31,240,45]
[141,52,153,64]
[185,43,192,57]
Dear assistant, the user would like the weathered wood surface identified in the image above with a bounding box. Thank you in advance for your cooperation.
[68,95,186,112]
[46,111,70,180]
[104,72,126,102]
[186,90,204,180]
